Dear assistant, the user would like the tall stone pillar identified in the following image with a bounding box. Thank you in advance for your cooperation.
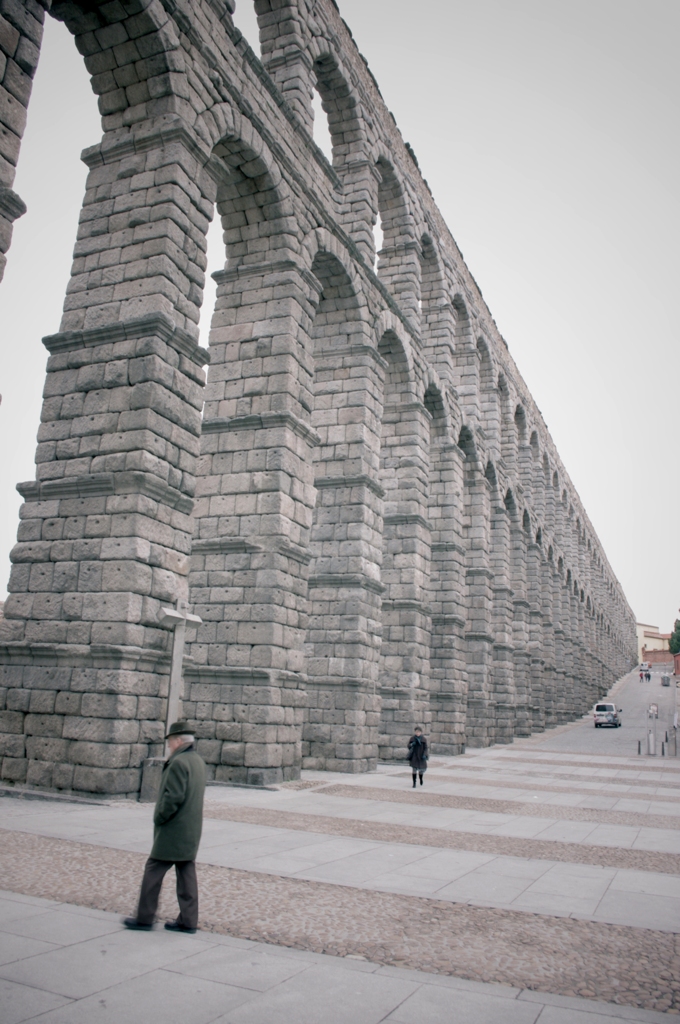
[304,336,385,772]
[490,501,515,743]
[378,395,433,759]
[541,554,557,727]
[185,258,318,785]
[0,126,215,795]
[552,563,568,722]
[527,539,545,732]
[255,0,314,134]
[511,521,531,736]
[463,465,494,747]
[429,441,467,754]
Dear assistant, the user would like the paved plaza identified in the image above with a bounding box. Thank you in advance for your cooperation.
[0,668,678,1023]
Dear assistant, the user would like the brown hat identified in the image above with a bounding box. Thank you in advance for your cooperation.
[166,720,192,739]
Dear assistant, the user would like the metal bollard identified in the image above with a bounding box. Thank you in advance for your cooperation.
[662,742,665,757]
[638,739,641,755]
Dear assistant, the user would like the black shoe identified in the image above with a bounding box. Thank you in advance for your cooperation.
[165,920,197,934]
[123,917,152,930]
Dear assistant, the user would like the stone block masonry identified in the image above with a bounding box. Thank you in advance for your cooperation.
[0,0,637,796]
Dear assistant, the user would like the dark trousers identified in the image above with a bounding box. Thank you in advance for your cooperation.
[136,857,198,928]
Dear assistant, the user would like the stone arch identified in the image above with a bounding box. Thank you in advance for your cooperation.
[421,235,455,381]
[303,227,367,313]
[514,404,527,445]
[374,154,420,322]
[452,294,472,346]
[498,374,515,468]
[484,459,498,491]
[451,296,477,422]
[54,0,185,122]
[310,47,363,164]
[209,116,295,269]
[424,383,448,441]
[373,309,415,384]
[457,424,477,463]
[302,246,381,772]
[504,488,518,518]
[478,337,499,443]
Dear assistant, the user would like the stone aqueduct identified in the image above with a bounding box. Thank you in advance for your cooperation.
[0,0,637,794]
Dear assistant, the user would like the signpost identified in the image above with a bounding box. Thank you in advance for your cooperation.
[158,600,202,743]
[647,703,658,756]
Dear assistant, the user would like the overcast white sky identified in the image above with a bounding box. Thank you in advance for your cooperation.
[0,1,677,631]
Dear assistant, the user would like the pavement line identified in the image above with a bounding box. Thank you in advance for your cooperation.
[438,766,680,791]
[459,756,680,775]
[200,801,680,875]
[408,769,680,800]
[317,779,680,830]
[0,827,677,1014]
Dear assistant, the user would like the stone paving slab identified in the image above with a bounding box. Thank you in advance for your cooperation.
[0,884,677,1022]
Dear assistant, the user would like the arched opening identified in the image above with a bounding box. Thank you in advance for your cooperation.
[477,338,499,441]
[514,404,527,444]
[0,14,102,598]
[424,385,447,440]
[375,158,419,320]
[523,509,531,534]
[311,88,334,162]
[231,1,261,53]
[457,425,476,462]
[421,237,455,379]
[498,374,515,468]
[378,331,431,758]
[530,431,539,459]
[313,51,362,166]
[373,211,384,270]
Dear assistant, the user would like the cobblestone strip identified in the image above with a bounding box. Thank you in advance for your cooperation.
[439,765,680,791]
[1,829,678,1013]
[319,783,680,835]
[452,756,680,775]
[374,776,680,829]
[202,801,680,875]
[407,769,680,803]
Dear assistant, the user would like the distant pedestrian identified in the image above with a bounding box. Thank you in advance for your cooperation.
[408,726,428,787]
[124,721,206,934]
[639,669,644,682]
[646,670,651,682]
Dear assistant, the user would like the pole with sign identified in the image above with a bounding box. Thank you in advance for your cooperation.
[158,600,202,743]
[647,703,658,756]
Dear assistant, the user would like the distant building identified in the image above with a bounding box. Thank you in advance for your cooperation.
[636,622,670,663]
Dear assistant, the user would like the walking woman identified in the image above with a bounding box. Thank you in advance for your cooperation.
[408,726,428,787]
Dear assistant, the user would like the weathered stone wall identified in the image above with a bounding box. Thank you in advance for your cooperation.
[0,0,638,794]
[0,0,50,281]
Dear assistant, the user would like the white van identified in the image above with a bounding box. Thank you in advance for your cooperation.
[593,702,621,728]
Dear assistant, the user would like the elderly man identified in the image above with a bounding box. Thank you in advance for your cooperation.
[124,721,206,933]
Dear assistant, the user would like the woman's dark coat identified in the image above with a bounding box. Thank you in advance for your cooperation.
[151,742,206,862]
[407,734,428,772]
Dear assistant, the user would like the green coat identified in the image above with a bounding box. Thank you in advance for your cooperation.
[150,743,206,862]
